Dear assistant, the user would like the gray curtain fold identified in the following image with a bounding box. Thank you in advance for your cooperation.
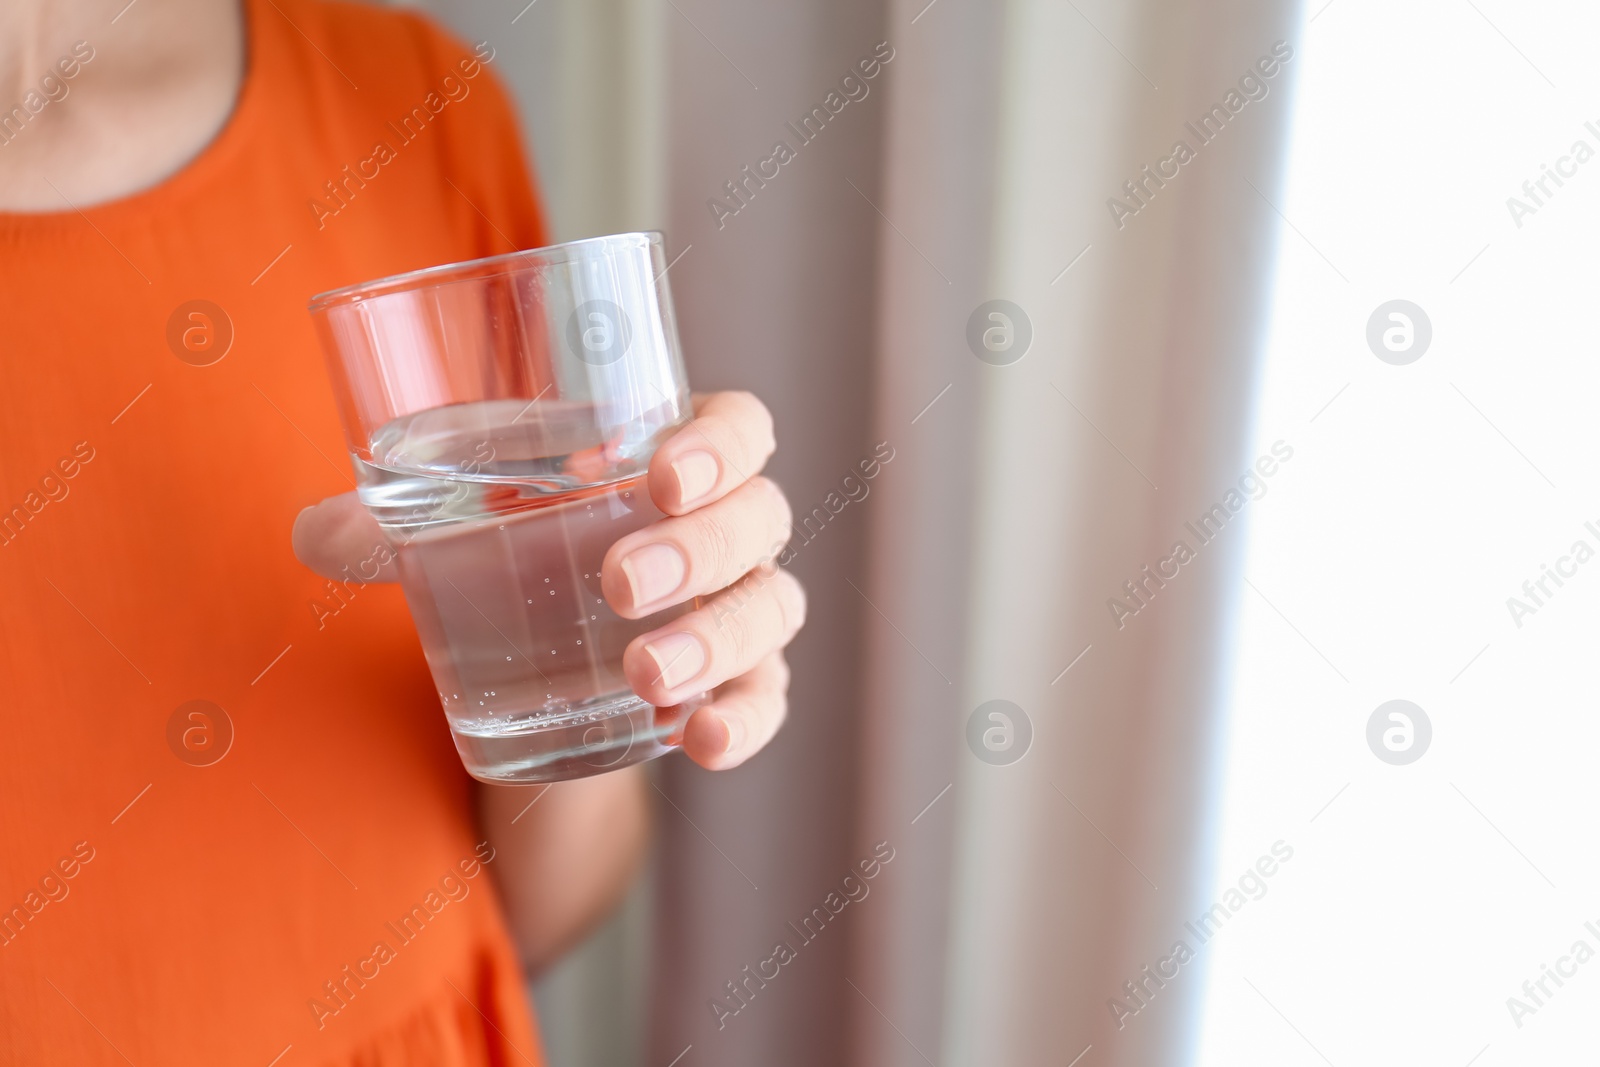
[651,2,888,1065]
[846,3,1005,1065]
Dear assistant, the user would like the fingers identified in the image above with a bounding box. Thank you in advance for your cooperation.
[682,652,791,770]
[622,566,805,708]
[601,476,792,619]
[291,492,398,583]
[648,391,776,515]
[625,390,801,771]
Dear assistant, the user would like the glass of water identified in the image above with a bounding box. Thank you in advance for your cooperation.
[309,232,704,784]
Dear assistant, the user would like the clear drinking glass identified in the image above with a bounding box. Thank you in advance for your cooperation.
[309,232,704,784]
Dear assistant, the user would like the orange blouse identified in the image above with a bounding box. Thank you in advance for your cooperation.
[0,1,548,1063]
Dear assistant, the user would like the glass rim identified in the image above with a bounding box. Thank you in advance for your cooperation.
[307,230,666,313]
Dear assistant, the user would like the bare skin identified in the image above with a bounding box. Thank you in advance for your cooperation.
[0,0,243,210]
[3,0,802,976]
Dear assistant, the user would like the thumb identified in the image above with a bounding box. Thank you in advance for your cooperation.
[292,491,399,583]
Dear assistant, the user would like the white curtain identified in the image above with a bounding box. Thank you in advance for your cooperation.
[859,1,1301,1064]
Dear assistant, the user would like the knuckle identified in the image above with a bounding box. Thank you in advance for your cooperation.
[771,571,807,638]
[762,688,789,742]
[722,389,762,421]
[748,397,777,456]
[752,476,793,541]
[693,417,740,476]
[722,390,775,459]
[703,564,799,672]
[689,509,740,582]
[713,600,758,666]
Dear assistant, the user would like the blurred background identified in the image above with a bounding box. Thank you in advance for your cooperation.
[410,0,1600,1064]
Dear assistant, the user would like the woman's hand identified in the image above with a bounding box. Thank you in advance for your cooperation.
[292,390,803,770]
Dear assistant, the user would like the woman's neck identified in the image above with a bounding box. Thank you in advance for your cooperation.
[0,0,244,212]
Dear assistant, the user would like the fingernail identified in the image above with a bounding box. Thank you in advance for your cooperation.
[644,631,707,690]
[717,711,745,755]
[621,542,686,609]
[672,450,720,507]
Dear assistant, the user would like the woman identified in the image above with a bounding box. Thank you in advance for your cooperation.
[0,0,802,1062]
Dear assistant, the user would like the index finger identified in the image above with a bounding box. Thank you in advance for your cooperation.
[648,390,776,516]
